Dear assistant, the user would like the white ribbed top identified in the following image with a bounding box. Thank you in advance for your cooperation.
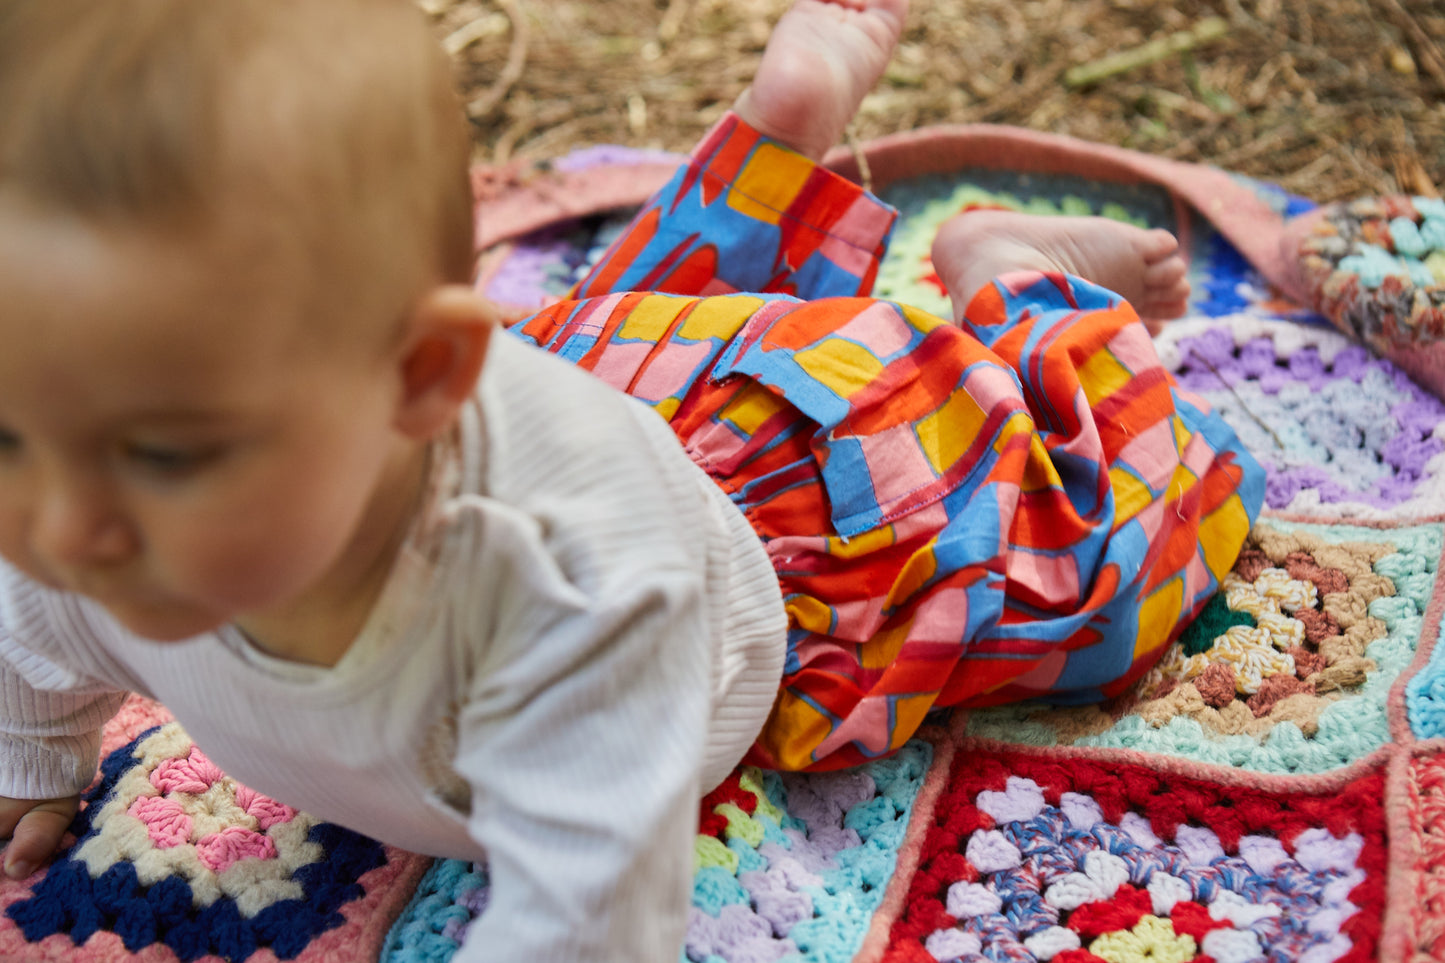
[0,332,788,962]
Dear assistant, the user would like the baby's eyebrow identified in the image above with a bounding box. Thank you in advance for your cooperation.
[112,409,258,431]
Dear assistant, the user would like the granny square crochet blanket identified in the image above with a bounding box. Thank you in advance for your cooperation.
[2,127,1442,963]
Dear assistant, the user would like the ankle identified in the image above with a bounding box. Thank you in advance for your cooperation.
[731,85,832,162]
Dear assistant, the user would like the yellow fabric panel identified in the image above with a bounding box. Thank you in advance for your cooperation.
[1133,575,1184,661]
[678,295,763,341]
[618,294,688,341]
[897,301,948,333]
[787,594,835,635]
[824,525,896,560]
[728,143,814,225]
[765,691,832,770]
[1201,493,1254,581]
[917,390,988,475]
[794,340,884,397]
[1078,347,1132,407]
[890,692,938,752]
[861,621,911,671]
[1110,466,1154,525]
[720,383,788,435]
[890,543,940,606]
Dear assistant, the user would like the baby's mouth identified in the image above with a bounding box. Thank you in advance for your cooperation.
[67,572,149,608]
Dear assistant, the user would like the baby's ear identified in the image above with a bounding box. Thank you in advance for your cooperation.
[392,285,496,440]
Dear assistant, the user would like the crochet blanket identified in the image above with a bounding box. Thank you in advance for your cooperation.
[2,128,1442,963]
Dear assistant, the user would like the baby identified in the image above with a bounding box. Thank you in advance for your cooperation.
[0,0,1261,960]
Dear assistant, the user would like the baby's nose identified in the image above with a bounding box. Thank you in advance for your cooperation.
[31,482,138,569]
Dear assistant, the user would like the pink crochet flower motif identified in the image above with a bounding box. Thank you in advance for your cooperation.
[125,746,298,873]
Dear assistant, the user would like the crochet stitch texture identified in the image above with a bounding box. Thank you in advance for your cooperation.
[3,142,1443,963]
[382,162,1445,963]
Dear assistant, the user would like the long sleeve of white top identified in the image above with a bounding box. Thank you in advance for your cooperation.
[0,588,129,799]
[442,335,774,961]
[446,501,712,960]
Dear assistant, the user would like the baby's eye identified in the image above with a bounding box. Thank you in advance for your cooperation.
[122,442,222,476]
[0,428,21,454]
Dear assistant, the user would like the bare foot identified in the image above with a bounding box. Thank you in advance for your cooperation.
[931,210,1192,323]
[731,0,908,161]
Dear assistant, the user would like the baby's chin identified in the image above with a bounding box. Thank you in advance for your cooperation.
[0,555,230,640]
[87,594,229,642]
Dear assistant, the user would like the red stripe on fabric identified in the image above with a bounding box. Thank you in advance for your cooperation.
[576,207,661,298]
[781,672,865,717]
[508,300,573,346]
[706,121,762,191]
[1092,368,1175,460]
[648,243,719,295]
[1140,483,1205,596]
[773,168,847,273]
[844,326,1006,434]
[865,646,964,696]
[1196,451,1249,517]
[936,655,1049,706]
[1010,488,1100,552]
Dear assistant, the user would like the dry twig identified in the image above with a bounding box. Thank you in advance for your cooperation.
[465,0,529,120]
[1064,17,1229,89]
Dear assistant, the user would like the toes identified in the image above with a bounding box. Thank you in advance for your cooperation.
[1137,251,1190,321]
[1145,296,1190,321]
[1133,228,1182,272]
[1142,254,1188,289]
[1138,279,1191,320]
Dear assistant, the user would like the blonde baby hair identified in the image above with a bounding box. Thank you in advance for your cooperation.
[0,0,476,288]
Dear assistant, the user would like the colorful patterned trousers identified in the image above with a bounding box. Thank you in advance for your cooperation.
[508,114,1266,771]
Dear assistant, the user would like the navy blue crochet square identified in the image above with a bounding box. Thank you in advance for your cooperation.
[6,723,385,962]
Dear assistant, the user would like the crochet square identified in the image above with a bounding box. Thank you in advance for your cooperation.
[1156,320,1445,520]
[882,747,1386,963]
[0,698,430,963]
[965,519,1442,774]
[1295,195,1445,353]
[868,171,1325,329]
[1399,749,1445,959]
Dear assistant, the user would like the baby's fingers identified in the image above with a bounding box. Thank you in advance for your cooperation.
[0,797,78,880]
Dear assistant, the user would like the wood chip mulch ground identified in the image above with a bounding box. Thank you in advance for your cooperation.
[425,0,1443,204]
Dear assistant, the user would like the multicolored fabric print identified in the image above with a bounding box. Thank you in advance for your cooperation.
[572,113,898,304]
[514,273,1265,771]
[884,749,1386,963]
[513,114,1265,772]
[4,721,388,961]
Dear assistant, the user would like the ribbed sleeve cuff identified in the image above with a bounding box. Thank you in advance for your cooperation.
[0,731,102,799]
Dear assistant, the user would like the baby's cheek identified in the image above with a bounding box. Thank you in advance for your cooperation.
[0,516,62,590]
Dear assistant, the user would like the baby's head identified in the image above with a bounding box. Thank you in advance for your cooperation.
[1,0,478,304]
[0,0,494,649]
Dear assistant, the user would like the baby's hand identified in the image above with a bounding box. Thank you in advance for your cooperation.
[0,794,78,879]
